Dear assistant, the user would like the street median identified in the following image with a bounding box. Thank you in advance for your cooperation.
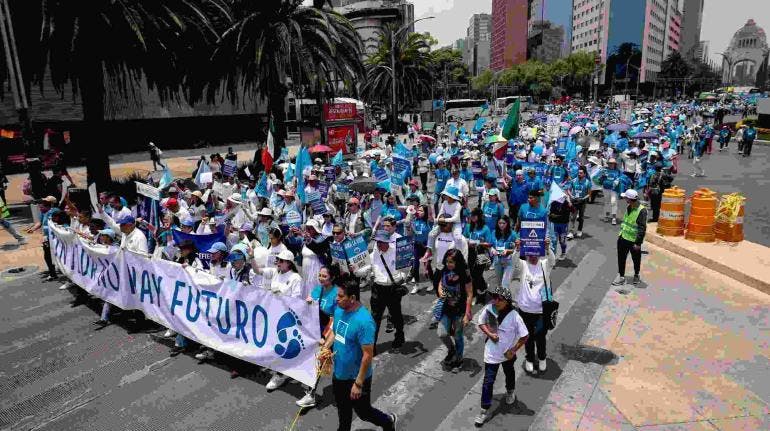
[646,222,770,295]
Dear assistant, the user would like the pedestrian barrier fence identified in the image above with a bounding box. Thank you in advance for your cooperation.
[657,186,686,236]
[715,193,746,243]
[685,188,717,243]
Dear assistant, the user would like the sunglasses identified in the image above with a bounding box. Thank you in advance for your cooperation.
[333,231,344,235]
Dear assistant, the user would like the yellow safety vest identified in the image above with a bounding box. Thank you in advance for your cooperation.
[0,196,9,218]
[619,205,644,242]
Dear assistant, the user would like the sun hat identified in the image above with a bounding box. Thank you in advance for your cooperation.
[180,218,196,227]
[276,249,294,262]
[239,222,254,232]
[97,229,119,240]
[441,185,460,201]
[258,208,273,217]
[305,219,320,231]
[488,188,500,197]
[492,286,513,303]
[374,230,391,243]
[206,242,228,253]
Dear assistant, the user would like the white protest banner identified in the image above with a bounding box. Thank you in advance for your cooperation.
[135,181,161,201]
[47,222,320,387]
[244,166,252,178]
[200,172,213,185]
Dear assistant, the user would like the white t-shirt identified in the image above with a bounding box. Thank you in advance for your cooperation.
[478,305,529,364]
[266,243,288,267]
[262,268,303,298]
[517,261,546,313]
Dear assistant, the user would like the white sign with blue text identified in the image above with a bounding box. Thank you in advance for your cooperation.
[47,222,320,386]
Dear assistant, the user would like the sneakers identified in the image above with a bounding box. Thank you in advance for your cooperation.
[91,319,109,328]
[558,252,566,261]
[576,231,583,238]
[391,334,405,350]
[410,285,419,294]
[426,284,434,292]
[611,274,626,286]
[45,275,57,282]
[505,390,517,405]
[441,351,455,367]
[195,349,214,362]
[474,408,489,426]
[611,217,617,225]
[169,345,185,357]
[230,369,240,379]
[58,282,72,290]
[524,361,534,373]
[632,275,641,285]
[385,319,394,333]
[296,392,317,408]
[567,232,574,240]
[428,320,439,329]
[266,373,287,391]
[163,329,176,338]
[539,359,547,372]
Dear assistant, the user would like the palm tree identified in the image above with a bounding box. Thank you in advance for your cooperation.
[361,27,432,126]
[35,0,228,189]
[207,0,363,158]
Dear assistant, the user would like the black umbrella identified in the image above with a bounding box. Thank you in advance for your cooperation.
[349,177,378,194]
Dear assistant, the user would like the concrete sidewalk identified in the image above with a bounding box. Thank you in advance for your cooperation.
[530,242,770,430]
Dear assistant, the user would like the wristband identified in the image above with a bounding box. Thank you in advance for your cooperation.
[353,381,363,389]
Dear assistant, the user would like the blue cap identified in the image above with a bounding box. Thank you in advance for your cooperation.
[180,218,196,227]
[116,214,135,225]
[227,250,246,262]
[374,230,391,243]
[97,228,118,239]
[206,242,228,254]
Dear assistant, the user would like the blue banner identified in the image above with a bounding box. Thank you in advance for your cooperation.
[373,167,389,182]
[324,166,336,183]
[395,236,414,270]
[171,227,226,269]
[317,182,329,199]
[391,156,411,186]
[519,218,546,257]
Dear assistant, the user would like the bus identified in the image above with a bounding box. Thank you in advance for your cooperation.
[444,99,489,122]
[494,96,532,115]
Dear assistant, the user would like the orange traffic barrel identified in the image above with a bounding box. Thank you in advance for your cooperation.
[715,193,746,243]
[685,188,717,242]
[657,186,686,236]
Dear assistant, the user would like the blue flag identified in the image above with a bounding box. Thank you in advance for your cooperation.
[295,147,312,204]
[194,160,210,188]
[159,165,173,189]
[377,178,391,193]
[171,227,226,269]
[394,142,411,158]
[256,172,270,198]
[332,150,345,167]
[284,163,295,184]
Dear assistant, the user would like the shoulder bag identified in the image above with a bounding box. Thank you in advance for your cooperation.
[380,253,408,297]
[540,263,559,331]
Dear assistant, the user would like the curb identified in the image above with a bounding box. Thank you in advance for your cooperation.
[645,230,770,296]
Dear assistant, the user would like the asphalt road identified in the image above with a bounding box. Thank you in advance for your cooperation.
[1,189,635,431]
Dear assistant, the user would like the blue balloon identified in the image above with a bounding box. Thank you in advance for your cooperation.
[428,153,438,165]
[533,146,544,155]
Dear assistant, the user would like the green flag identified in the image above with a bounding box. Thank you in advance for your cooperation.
[501,99,521,140]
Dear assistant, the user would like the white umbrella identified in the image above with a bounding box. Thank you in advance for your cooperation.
[568,126,584,136]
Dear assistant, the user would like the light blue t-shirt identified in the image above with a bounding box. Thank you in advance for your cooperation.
[333,305,376,380]
[311,284,338,318]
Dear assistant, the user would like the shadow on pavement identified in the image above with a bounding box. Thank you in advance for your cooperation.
[560,343,619,366]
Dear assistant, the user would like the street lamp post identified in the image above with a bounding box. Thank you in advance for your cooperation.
[716,52,733,85]
[390,16,434,134]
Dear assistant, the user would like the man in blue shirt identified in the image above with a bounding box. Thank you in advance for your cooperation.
[433,158,450,213]
[327,281,396,431]
[505,170,530,227]
[515,189,547,233]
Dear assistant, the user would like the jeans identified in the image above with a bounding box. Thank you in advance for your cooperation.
[744,139,754,156]
[481,359,516,409]
[42,240,57,277]
[0,218,24,241]
[569,201,586,232]
[551,223,568,254]
[692,156,705,176]
[649,192,662,222]
[332,377,393,431]
[370,284,405,348]
[412,242,430,283]
[100,302,111,321]
[494,259,515,293]
[437,314,465,359]
[603,190,618,217]
[509,203,522,227]
[519,310,547,363]
[617,237,642,277]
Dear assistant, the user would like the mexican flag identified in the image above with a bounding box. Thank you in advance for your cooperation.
[501,99,521,140]
[261,118,276,173]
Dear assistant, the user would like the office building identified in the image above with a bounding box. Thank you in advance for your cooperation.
[680,0,704,60]
[466,13,492,75]
[693,40,709,64]
[491,0,529,70]
[528,0,574,58]
[528,21,566,63]
[335,1,416,57]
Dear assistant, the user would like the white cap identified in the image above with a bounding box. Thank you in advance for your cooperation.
[621,189,639,200]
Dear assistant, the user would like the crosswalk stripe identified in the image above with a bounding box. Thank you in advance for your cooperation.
[433,251,607,430]
[353,250,605,430]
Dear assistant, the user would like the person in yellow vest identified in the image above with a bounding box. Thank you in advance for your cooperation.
[611,189,647,286]
[0,195,26,245]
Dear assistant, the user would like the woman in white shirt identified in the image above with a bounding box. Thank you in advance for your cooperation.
[254,249,303,391]
[514,236,555,375]
[475,286,529,426]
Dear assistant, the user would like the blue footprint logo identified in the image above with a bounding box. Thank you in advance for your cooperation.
[274,309,305,360]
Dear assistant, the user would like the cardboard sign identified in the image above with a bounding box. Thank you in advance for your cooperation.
[222,159,238,177]
[324,166,336,183]
[317,182,329,199]
[519,218,547,257]
[135,181,161,201]
[330,235,369,274]
[373,167,389,182]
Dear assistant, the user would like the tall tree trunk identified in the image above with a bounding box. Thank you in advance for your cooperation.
[78,56,111,190]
